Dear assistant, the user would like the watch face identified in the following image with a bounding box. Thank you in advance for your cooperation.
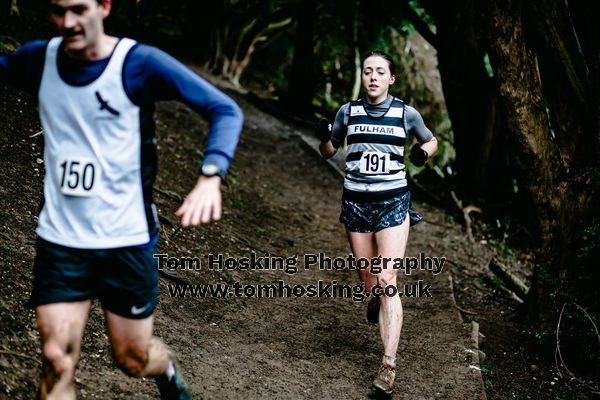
[202,164,220,176]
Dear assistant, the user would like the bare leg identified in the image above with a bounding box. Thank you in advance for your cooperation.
[374,213,410,365]
[104,311,170,377]
[36,301,92,400]
[346,229,378,292]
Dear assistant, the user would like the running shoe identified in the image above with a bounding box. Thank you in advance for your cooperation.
[372,363,396,395]
[155,359,192,400]
[367,296,381,324]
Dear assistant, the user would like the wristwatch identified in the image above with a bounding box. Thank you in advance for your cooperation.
[200,163,224,178]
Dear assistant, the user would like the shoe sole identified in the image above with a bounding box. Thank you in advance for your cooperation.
[371,384,393,396]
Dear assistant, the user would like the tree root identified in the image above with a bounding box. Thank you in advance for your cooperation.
[0,349,41,364]
[450,191,483,242]
[488,258,529,299]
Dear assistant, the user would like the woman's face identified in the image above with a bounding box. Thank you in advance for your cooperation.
[361,56,396,104]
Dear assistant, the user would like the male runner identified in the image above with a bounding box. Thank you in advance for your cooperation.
[0,0,243,398]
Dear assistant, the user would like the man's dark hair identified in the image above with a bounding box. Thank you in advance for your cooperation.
[362,50,396,76]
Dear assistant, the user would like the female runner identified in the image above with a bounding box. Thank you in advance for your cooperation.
[317,50,438,395]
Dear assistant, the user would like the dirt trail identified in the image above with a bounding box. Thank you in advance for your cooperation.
[0,85,487,399]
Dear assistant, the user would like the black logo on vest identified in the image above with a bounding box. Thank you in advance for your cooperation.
[95,91,120,116]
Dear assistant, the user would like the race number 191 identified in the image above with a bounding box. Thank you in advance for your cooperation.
[359,152,390,174]
[57,158,99,196]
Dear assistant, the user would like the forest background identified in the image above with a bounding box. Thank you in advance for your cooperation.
[1,0,599,390]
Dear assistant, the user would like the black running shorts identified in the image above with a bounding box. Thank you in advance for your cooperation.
[340,191,411,233]
[30,237,158,319]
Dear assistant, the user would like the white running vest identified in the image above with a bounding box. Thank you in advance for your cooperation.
[36,37,150,249]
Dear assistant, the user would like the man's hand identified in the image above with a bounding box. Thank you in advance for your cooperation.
[408,143,428,167]
[315,118,332,143]
[175,176,222,227]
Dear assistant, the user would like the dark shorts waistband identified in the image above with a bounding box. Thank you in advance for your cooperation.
[342,186,408,202]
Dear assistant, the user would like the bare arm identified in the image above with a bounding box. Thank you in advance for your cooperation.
[175,176,222,227]
[420,136,438,159]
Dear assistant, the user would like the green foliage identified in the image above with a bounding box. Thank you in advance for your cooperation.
[531,325,553,346]
[578,219,600,260]
[489,276,504,289]
[409,0,435,32]
[367,30,392,55]
[480,360,496,376]
[244,32,295,96]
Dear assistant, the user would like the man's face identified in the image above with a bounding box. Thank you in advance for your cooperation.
[49,0,109,54]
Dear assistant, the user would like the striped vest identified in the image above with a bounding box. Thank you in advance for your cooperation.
[343,97,408,201]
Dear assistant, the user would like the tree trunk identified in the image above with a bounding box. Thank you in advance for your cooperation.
[183,1,219,61]
[285,0,317,116]
[350,0,361,100]
[200,1,292,88]
[10,0,18,16]
[419,0,511,202]
[486,0,598,332]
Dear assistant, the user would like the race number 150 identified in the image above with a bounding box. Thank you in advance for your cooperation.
[57,158,99,197]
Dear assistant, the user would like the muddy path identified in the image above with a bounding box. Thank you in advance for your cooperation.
[0,84,490,399]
